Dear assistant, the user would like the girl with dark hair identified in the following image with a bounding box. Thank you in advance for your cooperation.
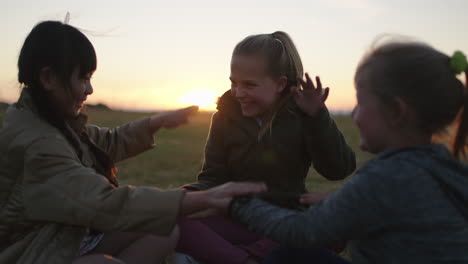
[0,21,266,264]
[175,31,356,264]
[230,38,468,264]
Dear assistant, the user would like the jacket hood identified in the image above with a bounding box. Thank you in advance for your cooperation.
[384,145,468,220]
[216,90,241,114]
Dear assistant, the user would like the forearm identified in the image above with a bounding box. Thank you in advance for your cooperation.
[86,118,155,162]
[179,191,210,215]
[231,198,330,248]
[148,114,164,134]
[231,168,390,248]
[305,108,356,179]
[182,179,218,191]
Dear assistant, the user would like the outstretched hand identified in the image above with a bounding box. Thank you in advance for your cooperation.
[291,73,329,117]
[182,182,267,219]
[149,105,199,133]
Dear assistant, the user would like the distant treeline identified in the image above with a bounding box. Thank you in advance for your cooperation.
[0,102,111,112]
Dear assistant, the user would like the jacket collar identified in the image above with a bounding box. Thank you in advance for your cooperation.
[15,88,40,114]
[16,87,89,133]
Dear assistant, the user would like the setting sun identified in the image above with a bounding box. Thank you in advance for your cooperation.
[178,90,218,111]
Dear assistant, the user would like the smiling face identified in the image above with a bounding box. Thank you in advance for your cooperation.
[230,55,286,119]
[47,67,94,119]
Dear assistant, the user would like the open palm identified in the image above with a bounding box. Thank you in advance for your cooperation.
[292,73,329,117]
[160,105,199,128]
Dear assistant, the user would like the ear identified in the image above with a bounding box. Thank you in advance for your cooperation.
[39,67,59,92]
[276,75,288,94]
[387,97,411,127]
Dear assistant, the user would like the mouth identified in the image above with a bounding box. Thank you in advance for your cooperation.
[238,99,253,107]
[77,100,86,109]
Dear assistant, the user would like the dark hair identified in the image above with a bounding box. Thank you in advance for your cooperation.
[17,21,117,181]
[18,20,96,95]
[355,39,468,158]
[232,31,303,95]
[17,20,96,122]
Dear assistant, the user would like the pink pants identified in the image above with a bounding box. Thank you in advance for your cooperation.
[176,216,279,264]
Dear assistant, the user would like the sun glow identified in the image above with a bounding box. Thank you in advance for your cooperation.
[178,89,218,110]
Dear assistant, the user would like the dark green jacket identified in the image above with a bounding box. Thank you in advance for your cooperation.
[185,91,356,205]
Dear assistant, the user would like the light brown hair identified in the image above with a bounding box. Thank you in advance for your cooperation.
[233,31,303,137]
[355,38,468,158]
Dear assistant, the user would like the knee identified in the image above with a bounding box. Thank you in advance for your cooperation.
[143,225,180,252]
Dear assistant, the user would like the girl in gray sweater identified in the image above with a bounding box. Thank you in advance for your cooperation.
[230,38,468,264]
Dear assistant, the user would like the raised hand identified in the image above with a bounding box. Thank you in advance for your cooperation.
[291,73,330,117]
[149,105,198,133]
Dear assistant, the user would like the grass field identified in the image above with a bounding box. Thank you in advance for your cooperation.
[0,108,373,193]
[0,108,370,261]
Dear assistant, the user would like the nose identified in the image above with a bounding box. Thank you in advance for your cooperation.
[233,86,245,98]
[85,81,93,95]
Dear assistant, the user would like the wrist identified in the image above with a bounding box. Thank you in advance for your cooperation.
[181,191,207,216]
[302,105,325,117]
[228,195,252,217]
[149,115,163,134]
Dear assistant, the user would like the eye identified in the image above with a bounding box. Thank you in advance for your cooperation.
[81,72,93,81]
[245,82,257,88]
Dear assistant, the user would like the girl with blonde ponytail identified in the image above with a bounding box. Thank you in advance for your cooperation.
[176,31,356,264]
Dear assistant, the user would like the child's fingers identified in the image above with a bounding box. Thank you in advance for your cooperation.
[181,105,199,113]
[304,73,315,89]
[186,105,199,114]
[179,105,199,118]
[322,87,330,102]
[221,182,267,196]
[315,76,322,89]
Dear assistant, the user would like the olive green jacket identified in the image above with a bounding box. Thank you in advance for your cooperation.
[185,91,356,206]
[0,90,184,263]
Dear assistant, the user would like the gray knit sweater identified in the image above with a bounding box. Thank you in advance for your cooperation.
[231,144,468,264]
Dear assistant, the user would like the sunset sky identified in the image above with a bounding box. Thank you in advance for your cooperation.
[2,0,467,112]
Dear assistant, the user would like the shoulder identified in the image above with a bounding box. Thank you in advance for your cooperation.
[2,106,70,153]
[358,149,422,177]
[352,147,438,191]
